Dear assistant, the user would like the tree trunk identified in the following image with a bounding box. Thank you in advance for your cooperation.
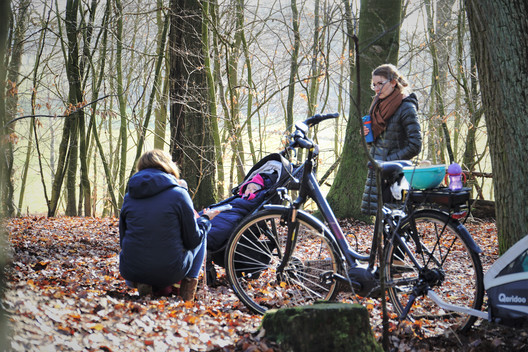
[115,0,128,207]
[154,0,169,150]
[64,0,82,217]
[3,0,30,217]
[127,11,169,182]
[465,0,528,252]
[307,0,321,118]
[88,0,119,215]
[261,303,383,352]
[48,0,82,217]
[170,0,216,209]
[327,0,402,220]
[203,0,225,199]
[0,1,10,347]
[424,0,456,164]
[224,0,245,182]
[285,0,300,133]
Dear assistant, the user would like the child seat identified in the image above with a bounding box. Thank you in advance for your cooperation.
[206,153,296,284]
[231,153,297,203]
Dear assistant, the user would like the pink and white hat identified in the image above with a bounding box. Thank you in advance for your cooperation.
[239,174,265,200]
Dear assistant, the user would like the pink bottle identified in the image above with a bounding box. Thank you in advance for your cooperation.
[447,163,464,191]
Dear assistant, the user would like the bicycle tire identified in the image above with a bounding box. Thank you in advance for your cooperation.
[385,209,484,332]
[225,207,341,315]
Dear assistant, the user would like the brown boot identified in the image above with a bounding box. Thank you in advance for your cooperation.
[179,277,199,301]
[135,282,153,296]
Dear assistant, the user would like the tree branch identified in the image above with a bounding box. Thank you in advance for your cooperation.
[3,94,113,128]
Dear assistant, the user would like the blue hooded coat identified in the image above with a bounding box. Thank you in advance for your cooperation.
[119,168,211,287]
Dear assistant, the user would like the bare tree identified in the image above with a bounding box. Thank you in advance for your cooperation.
[3,0,31,217]
[0,0,12,346]
[327,0,403,220]
[170,0,216,209]
[465,0,528,252]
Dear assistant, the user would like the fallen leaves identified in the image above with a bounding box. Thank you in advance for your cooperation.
[4,216,528,351]
[4,216,261,351]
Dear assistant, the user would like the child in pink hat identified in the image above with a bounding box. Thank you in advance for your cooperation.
[239,173,265,200]
[201,172,275,284]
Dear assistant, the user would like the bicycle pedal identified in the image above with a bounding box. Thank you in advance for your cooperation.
[320,271,335,285]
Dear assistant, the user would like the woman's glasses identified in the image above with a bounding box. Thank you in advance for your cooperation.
[371,80,389,91]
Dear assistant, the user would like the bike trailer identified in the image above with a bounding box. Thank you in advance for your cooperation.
[484,235,528,325]
[206,153,295,272]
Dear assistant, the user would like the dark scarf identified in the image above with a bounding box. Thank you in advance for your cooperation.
[369,87,404,140]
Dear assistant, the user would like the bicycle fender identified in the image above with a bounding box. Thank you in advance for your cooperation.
[456,222,483,254]
[262,205,327,232]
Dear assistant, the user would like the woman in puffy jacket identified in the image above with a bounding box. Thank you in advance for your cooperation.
[119,149,220,300]
[361,64,422,215]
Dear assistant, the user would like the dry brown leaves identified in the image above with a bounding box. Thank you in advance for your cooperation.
[3,216,527,351]
[4,217,262,351]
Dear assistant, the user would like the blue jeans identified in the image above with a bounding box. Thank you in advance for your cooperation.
[186,237,206,278]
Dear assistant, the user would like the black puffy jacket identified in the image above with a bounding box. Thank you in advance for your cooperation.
[361,93,422,215]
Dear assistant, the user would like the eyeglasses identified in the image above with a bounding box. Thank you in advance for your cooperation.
[371,80,389,91]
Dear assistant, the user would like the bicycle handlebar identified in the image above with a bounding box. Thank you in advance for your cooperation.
[302,112,339,127]
[287,112,339,150]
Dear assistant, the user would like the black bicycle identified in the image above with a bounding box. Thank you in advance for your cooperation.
[224,113,484,332]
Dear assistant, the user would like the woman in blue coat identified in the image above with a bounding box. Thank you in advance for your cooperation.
[119,149,220,300]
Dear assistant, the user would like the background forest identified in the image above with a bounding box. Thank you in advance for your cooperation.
[1,0,492,220]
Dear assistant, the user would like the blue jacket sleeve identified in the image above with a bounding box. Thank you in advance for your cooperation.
[179,189,211,250]
[119,194,128,247]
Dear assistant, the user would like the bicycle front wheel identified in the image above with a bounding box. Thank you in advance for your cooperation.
[225,208,341,315]
[385,209,484,332]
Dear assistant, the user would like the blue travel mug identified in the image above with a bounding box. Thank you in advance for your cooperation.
[362,115,374,143]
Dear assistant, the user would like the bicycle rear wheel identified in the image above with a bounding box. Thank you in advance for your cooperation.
[225,208,341,315]
[385,209,484,332]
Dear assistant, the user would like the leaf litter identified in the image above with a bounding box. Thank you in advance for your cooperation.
[3,216,528,351]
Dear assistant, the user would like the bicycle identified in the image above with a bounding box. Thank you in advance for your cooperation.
[224,113,485,332]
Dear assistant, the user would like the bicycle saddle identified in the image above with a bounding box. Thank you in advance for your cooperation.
[369,160,412,183]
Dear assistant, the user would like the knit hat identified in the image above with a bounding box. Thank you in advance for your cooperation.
[239,174,265,200]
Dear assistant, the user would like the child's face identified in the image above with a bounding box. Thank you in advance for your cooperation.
[244,183,261,197]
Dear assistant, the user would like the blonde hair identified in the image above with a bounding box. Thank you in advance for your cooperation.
[136,149,180,179]
[372,64,410,93]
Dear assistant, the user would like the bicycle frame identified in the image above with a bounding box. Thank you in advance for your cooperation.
[280,145,370,274]
[226,114,486,331]
[276,127,480,308]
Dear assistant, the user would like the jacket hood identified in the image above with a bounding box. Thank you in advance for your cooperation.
[127,168,180,199]
[239,173,265,200]
[403,92,419,111]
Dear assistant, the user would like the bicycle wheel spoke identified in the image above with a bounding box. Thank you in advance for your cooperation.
[386,210,484,332]
[225,209,340,314]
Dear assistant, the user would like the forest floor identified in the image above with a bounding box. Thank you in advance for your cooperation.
[3,216,528,351]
